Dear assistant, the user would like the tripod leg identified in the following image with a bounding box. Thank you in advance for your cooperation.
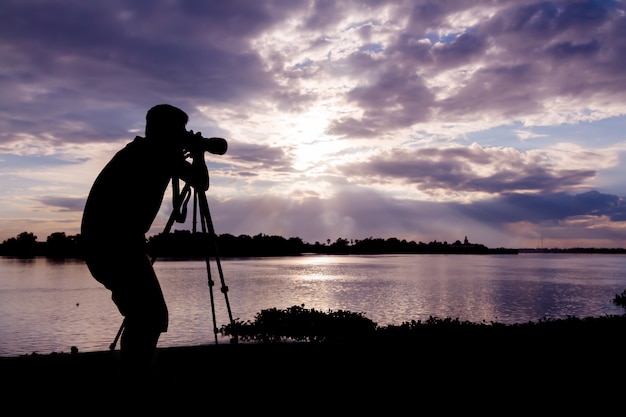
[202,233,219,344]
[110,318,126,351]
[197,190,238,344]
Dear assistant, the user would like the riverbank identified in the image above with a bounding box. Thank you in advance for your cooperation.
[2,320,624,413]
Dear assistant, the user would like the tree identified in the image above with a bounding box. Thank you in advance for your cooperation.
[46,232,80,258]
[1,231,38,257]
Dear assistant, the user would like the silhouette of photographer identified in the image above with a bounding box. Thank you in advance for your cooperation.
[81,104,227,380]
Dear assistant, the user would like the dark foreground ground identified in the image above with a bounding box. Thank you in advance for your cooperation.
[2,324,625,414]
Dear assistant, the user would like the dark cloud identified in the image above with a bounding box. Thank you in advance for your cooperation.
[456,190,626,224]
[431,32,487,67]
[302,0,347,31]
[176,0,307,41]
[35,196,85,213]
[438,63,546,119]
[272,90,318,112]
[328,66,435,137]
[340,146,597,195]
[0,0,296,145]
[465,168,596,194]
[402,0,494,31]
[487,0,610,38]
[226,142,295,172]
[474,0,626,100]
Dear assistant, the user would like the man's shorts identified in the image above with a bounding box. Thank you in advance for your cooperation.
[85,247,168,333]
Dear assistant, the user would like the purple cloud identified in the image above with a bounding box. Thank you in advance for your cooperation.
[340,146,598,195]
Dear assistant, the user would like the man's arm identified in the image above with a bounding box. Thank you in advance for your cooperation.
[180,150,209,191]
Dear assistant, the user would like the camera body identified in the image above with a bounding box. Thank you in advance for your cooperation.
[183,131,228,155]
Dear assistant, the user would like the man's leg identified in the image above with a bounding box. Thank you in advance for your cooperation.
[119,320,162,379]
[110,254,169,380]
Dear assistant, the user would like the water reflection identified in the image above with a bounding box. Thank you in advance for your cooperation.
[1,254,625,356]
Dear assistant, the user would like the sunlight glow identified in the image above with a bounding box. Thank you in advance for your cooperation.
[297,273,338,281]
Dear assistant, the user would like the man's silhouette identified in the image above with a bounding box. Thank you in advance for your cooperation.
[81,104,222,379]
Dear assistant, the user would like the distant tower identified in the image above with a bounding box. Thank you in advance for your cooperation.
[464,236,469,245]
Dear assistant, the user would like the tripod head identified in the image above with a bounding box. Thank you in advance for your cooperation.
[169,141,223,229]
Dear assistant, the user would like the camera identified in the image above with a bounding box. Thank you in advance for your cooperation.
[183,131,228,155]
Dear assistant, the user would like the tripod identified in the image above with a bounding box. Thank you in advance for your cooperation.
[109,179,237,350]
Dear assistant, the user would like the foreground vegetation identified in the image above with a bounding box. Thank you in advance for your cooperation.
[221,289,626,344]
[220,302,626,345]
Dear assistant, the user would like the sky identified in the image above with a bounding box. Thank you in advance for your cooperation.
[1,0,626,249]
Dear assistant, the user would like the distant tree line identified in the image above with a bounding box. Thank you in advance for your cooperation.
[0,230,520,258]
[0,231,79,258]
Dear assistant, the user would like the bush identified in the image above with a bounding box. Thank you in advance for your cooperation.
[613,290,626,308]
[221,304,377,343]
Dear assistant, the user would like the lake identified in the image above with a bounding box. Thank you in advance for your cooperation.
[1,253,625,357]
